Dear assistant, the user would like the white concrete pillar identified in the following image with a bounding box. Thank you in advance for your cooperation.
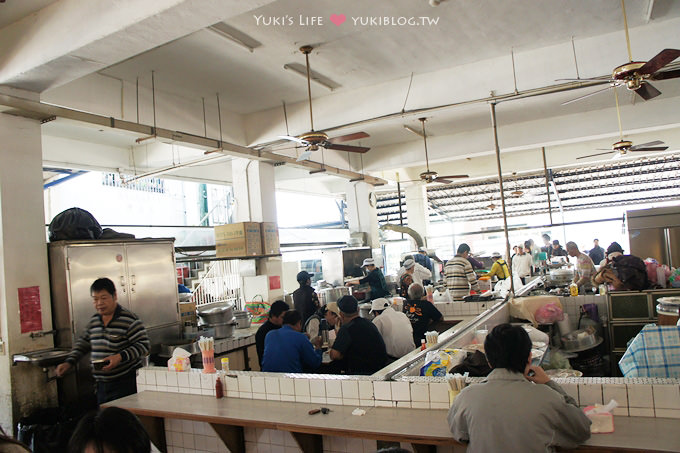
[0,112,57,432]
[405,184,430,246]
[231,159,283,300]
[345,181,379,248]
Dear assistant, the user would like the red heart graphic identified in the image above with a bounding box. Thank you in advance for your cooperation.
[330,14,346,26]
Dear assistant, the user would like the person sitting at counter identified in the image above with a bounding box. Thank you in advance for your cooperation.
[444,243,480,299]
[68,407,151,453]
[262,310,323,373]
[304,302,341,347]
[370,298,415,359]
[293,270,320,328]
[345,258,390,301]
[448,323,591,453]
[330,295,388,375]
[255,300,289,368]
[487,252,510,281]
[56,278,150,405]
[566,241,596,292]
[403,283,443,346]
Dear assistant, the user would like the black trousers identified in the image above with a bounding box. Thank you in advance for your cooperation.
[96,371,137,405]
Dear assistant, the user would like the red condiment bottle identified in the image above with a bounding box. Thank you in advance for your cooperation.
[215,376,224,399]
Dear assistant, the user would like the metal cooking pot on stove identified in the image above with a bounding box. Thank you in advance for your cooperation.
[196,301,234,325]
[319,287,351,306]
[234,310,252,329]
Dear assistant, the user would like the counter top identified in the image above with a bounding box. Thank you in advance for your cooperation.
[107,392,680,452]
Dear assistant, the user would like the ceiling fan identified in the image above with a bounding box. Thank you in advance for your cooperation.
[561,0,680,105]
[403,118,468,184]
[577,90,668,161]
[278,46,370,162]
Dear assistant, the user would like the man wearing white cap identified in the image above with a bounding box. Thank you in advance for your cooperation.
[346,258,390,301]
[370,298,415,359]
[487,252,510,281]
[398,256,433,286]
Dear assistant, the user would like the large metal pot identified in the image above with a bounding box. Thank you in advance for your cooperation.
[319,286,351,306]
[211,322,236,339]
[359,303,373,319]
[197,301,234,325]
[234,310,252,329]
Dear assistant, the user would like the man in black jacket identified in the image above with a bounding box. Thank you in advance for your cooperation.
[292,271,319,328]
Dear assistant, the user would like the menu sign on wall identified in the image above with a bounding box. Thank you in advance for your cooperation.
[18,286,42,333]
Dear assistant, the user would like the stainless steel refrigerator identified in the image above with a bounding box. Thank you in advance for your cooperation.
[49,238,181,404]
[627,206,680,267]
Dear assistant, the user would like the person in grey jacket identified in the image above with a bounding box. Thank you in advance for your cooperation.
[448,324,591,453]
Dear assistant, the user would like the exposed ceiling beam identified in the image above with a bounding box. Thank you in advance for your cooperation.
[0,93,387,186]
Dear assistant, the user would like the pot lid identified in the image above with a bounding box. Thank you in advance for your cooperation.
[197,301,234,315]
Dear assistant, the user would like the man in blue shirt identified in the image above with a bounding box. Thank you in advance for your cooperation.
[262,310,323,373]
[414,247,434,285]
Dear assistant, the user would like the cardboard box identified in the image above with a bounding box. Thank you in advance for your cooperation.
[179,301,196,326]
[260,222,280,255]
[215,222,262,257]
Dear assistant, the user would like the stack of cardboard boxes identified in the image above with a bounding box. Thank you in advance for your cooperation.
[214,222,280,258]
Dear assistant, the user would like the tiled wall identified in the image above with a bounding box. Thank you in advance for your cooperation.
[434,301,490,318]
[137,368,680,418]
[558,295,608,331]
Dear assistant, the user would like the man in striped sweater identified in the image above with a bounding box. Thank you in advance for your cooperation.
[444,243,480,300]
[56,278,149,404]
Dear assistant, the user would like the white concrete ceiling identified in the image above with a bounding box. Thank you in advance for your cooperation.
[1,0,680,194]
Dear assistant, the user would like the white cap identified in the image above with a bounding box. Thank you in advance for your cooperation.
[370,298,390,313]
[403,258,415,269]
[491,252,501,258]
[361,258,375,267]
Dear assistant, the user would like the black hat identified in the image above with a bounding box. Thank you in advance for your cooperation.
[606,242,624,255]
[296,271,314,283]
[337,295,359,314]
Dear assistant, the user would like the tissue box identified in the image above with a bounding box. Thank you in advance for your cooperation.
[168,356,191,371]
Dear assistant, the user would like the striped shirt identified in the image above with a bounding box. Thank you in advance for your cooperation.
[66,304,150,382]
[444,255,480,300]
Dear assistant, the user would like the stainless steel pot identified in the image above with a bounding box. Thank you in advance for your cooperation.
[234,310,252,329]
[211,321,236,339]
[319,286,351,306]
[359,302,372,319]
[197,301,234,325]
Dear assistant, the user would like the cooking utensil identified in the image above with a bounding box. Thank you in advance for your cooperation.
[233,310,252,329]
[197,302,235,325]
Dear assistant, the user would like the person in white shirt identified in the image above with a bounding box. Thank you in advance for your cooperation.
[512,244,533,285]
[397,256,432,285]
[370,298,415,359]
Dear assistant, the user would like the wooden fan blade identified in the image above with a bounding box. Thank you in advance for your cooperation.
[637,49,680,75]
[630,146,668,152]
[325,143,370,153]
[435,175,469,180]
[434,179,453,184]
[561,85,612,105]
[327,132,369,144]
[635,83,661,101]
[278,135,307,144]
[577,151,614,159]
[651,68,680,81]
[631,140,664,148]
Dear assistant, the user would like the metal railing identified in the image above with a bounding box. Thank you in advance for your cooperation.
[190,260,243,310]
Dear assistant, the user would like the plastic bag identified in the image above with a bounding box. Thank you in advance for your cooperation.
[534,302,564,324]
[245,295,269,324]
[48,207,102,241]
[420,350,452,376]
[167,347,191,371]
